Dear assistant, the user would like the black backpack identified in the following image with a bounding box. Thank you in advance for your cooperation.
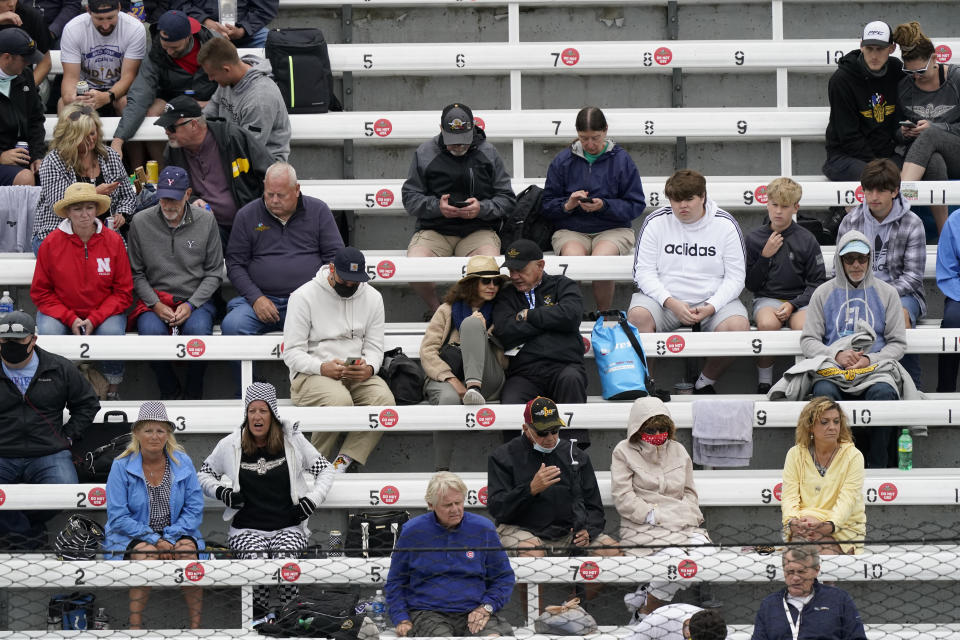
[257,592,362,639]
[378,347,425,405]
[499,185,553,251]
[265,28,342,114]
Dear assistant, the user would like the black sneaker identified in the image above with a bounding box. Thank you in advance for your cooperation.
[757,382,772,394]
[693,384,716,394]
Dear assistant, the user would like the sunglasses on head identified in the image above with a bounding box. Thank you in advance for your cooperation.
[841,253,869,265]
[902,56,934,76]
[164,118,196,134]
[67,105,94,121]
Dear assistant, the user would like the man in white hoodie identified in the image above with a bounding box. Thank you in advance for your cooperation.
[627,170,749,393]
[198,36,290,161]
[282,246,395,472]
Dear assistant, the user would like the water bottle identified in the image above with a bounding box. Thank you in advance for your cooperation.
[219,0,236,25]
[371,590,386,631]
[93,607,109,630]
[0,291,14,314]
[898,428,913,471]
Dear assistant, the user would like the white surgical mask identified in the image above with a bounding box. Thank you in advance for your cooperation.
[532,442,558,454]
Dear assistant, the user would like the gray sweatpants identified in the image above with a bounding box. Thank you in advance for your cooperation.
[904,125,960,179]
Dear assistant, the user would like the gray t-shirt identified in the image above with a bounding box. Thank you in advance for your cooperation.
[899,64,960,135]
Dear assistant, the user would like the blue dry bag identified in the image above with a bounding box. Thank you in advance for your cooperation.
[592,311,652,400]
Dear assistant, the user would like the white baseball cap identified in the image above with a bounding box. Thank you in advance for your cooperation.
[861,21,892,47]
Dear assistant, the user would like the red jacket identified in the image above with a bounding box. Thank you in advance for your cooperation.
[31,220,133,328]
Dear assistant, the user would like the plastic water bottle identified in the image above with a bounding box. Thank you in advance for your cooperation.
[898,428,913,471]
[371,590,386,631]
[93,607,109,630]
[129,0,145,21]
[219,0,236,25]
[0,291,14,314]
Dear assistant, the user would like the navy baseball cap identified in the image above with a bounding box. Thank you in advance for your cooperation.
[333,246,370,283]
[156,166,190,200]
[157,10,200,41]
[0,28,43,65]
[502,239,544,271]
[154,95,202,128]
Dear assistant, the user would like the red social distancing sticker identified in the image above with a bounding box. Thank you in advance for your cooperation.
[378,409,399,427]
[185,562,205,582]
[373,119,392,137]
[0,488,5,506]
[878,482,898,502]
[754,185,768,204]
[477,408,496,427]
[375,189,394,207]
[666,335,685,353]
[773,482,782,501]
[854,186,864,202]
[478,486,488,505]
[561,48,579,66]
[376,260,396,279]
[474,117,485,130]
[88,487,106,507]
[655,47,673,65]
[579,561,600,580]
[281,562,301,582]
[678,559,698,578]
[186,339,205,358]
[380,485,400,505]
[936,44,952,63]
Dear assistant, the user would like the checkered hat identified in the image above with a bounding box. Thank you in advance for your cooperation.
[135,401,175,430]
[244,382,281,423]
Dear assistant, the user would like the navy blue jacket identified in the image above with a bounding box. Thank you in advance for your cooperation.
[541,141,646,234]
[384,511,514,624]
[745,221,827,310]
[752,581,866,640]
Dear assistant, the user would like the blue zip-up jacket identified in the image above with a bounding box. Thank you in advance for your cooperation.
[384,511,515,624]
[541,140,646,233]
[104,449,206,559]
[751,581,866,640]
[937,208,960,302]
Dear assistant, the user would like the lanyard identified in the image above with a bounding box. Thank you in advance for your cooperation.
[524,289,536,309]
[782,597,801,640]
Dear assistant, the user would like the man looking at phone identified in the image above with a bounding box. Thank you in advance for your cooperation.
[282,246,394,473]
[402,102,516,312]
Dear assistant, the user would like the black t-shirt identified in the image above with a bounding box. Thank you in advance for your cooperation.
[231,447,297,532]
[0,4,51,53]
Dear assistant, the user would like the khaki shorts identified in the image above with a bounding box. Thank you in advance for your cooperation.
[497,523,619,556]
[407,229,501,257]
[628,293,748,333]
[551,227,635,256]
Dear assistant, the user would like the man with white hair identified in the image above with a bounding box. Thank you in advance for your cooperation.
[385,471,515,637]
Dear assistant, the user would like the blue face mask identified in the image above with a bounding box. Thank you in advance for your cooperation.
[532,441,558,454]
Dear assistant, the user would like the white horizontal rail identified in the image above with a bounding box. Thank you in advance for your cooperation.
[3,470,957,511]
[276,0,951,6]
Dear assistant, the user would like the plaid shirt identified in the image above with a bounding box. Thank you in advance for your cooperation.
[33,148,136,241]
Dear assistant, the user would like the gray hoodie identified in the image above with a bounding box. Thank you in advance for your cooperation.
[203,55,291,162]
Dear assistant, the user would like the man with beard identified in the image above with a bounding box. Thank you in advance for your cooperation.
[58,0,145,115]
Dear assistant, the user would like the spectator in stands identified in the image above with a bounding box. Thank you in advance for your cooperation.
[224,161,343,394]
[283,246,394,473]
[0,28,45,186]
[34,0,81,46]
[385,471,515,637]
[58,0,146,115]
[751,546,866,640]
[800,231,906,468]
[541,106,646,311]
[745,178,827,394]
[190,0,277,47]
[157,94,272,247]
[198,36,290,161]
[893,21,960,232]
[612,397,712,618]
[109,9,218,164]
[627,605,727,640]
[837,159,925,388]
[487,396,620,557]
[781,397,865,555]
[32,103,137,251]
[199,382,333,624]
[31,183,132,400]
[0,0,51,88]
[402,102,516,312]
[104,401,205,629]
[936,208,960,391]
[421,255,509,470]
[128,165,223,400]
[627,169,749,394]
[0,310,100,548]
[823,20,903,182]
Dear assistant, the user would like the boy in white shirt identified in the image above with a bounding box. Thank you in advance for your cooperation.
[627,169,749,393]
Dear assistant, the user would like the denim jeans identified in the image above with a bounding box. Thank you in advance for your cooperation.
[36,311,126,384]
[221,295,288,396]
[811,380,899,468]
[0,450,77,538]
[234,26,268,48]
[137,301,216,399]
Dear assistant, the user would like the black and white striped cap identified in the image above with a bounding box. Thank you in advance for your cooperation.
[244,382,281,423]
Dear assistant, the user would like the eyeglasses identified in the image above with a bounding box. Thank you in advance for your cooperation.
[164,118,197,134]
[534,426,561,436]
[841,253,869,265]
[67,105,94,121]
[478,277,501,286]
[903,56,934,76]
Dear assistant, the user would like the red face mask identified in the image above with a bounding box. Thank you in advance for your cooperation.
[641,432,669,447]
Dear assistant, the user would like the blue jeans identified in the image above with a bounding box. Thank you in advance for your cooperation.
[221,295,288,395]
[235,26,268,47]
[811,380,899,468]
[36,311,126,384]
[137,300,216,399]
[0,450,77,540]
[899,295,923,390]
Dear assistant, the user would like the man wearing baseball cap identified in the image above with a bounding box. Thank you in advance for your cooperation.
[402,102,516,312]
[487,396,619,557]
[110,9,218,161]
[823,20,903,182]
[0,0,50,87]
[283,246,395,473]
[0,311,100,548]
[127,165,223,400]
[0,27,46,185]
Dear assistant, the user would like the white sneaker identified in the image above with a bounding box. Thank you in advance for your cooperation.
[462,387,485,405]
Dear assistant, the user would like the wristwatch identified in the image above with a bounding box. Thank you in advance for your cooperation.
[107,90,117,102]
[482,604,494,614]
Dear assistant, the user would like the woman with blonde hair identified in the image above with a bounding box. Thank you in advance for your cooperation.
[104,401,205,628]
[32,102,136,251]
[781,397,866,555]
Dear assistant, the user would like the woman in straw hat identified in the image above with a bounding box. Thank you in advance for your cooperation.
[105,401,205,628]
[420,255,509,470]
[30,181,132,399]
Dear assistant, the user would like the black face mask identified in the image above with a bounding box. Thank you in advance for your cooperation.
[333,281,359,298]
[1,340,31,363]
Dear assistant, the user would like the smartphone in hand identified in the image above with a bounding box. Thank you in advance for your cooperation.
[451,200,471,208]
[578,197,595,203]
[899,120,917,128]
[346,357,361,366]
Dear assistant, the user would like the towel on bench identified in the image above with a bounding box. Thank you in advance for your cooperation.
[692,398,754,467]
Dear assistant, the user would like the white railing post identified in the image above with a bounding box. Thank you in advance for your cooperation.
[509,2,524,180]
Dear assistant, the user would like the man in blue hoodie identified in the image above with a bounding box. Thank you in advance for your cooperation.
[385,471,514,637]
[752,546,865,640]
